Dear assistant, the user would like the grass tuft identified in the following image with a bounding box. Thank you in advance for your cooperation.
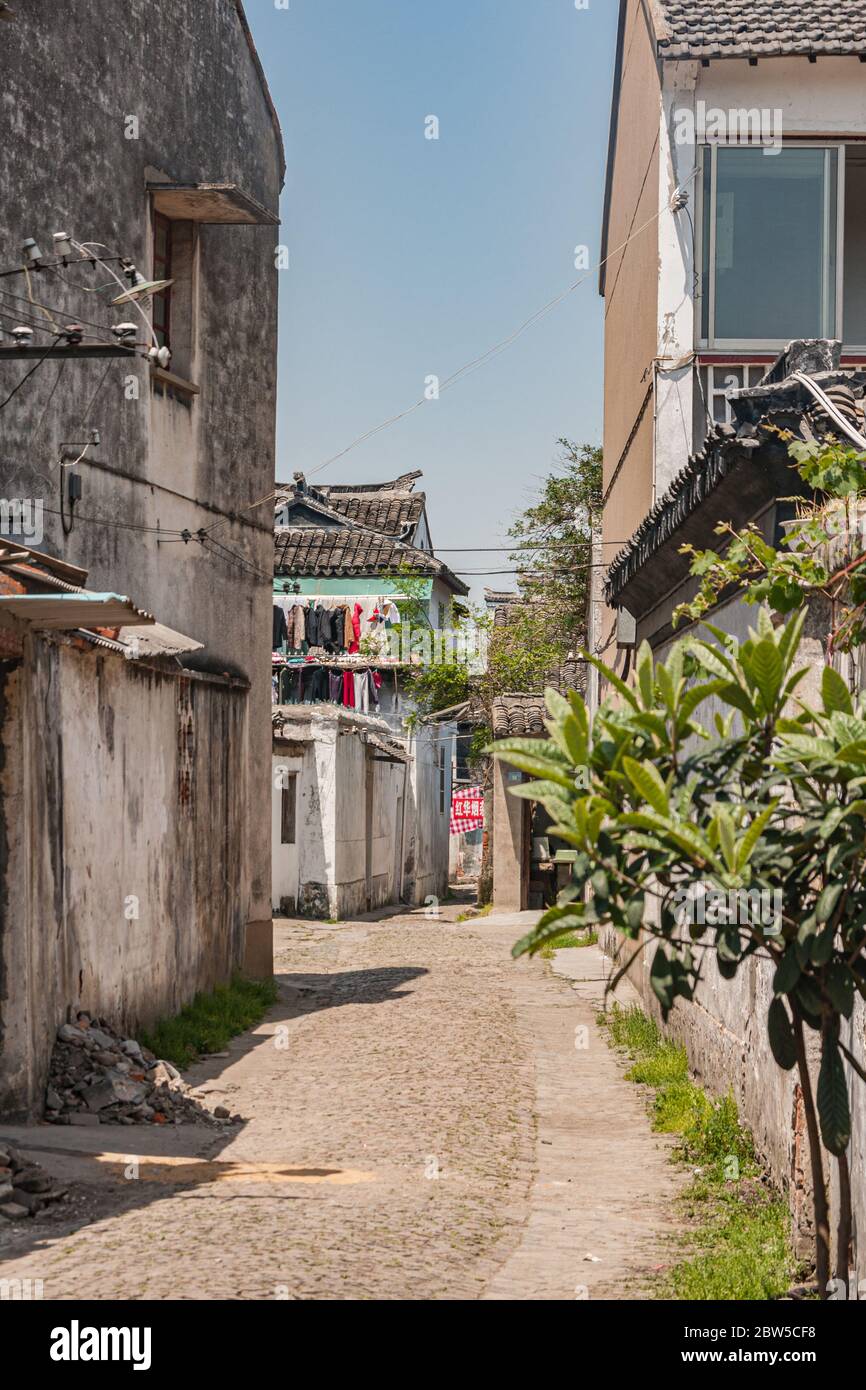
[539,928,599,958]
[598,1001,800,1300]
[140,974,279,1070]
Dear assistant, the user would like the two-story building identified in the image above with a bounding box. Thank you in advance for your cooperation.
[270,471,469,917]
[597,0,866,1271]
[0,0,282,1116]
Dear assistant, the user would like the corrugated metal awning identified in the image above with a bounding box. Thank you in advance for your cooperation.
[0,593,156,630]
[115,622,203,657]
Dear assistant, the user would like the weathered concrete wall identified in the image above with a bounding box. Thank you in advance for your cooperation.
[272,708,407,919]
[0,634,255,1119]
[492,755,525,912]
[402,723,453,908]
[600,587,866,1276]
[0,0,282,959]
[600,0,662,659]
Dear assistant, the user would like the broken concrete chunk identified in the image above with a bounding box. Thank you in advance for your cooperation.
[67,1112,102,1126]
[81,1073,148,1111]
[57,1023,86,1045]
[0,1202,29,1221]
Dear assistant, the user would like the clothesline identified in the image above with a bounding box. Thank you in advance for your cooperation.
[273,662,385,713]
[273,594,402,659]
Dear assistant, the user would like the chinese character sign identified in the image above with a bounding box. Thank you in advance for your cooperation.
[450,786,484,835]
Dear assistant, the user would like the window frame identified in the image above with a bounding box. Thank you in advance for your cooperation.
[152,211,174,351]
[696,141,847,352]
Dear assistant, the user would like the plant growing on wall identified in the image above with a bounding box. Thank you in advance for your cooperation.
[675,439,866,652]
[492,609,866,1297]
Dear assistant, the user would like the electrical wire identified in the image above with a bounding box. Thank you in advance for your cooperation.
[0,334,61,411]
[201,170,700,540]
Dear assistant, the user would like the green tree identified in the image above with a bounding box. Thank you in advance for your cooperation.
[492,612,866,1297]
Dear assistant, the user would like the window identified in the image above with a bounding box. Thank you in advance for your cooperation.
[700,145,839,347]
[150,207,197,385]
[700,363,768,426]
[152,213,173,350]
[280,775,297,845]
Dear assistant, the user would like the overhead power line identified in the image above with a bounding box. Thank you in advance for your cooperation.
[200,170,699,541]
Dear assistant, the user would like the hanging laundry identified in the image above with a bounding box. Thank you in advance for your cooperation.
[348,602,363,655]
[342,670,355,708]
[272,605,288,650]
[328,670,343,703]
[289,603,307,650]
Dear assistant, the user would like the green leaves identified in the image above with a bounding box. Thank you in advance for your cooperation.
[822,666,854,716]
[773,949,802,997]
[818,1045,851,1156]
[748,640,783,715]
[492,604,863,1168]
[622,756,669,817]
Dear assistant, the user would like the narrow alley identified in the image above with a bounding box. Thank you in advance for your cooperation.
[0,904,678,1302]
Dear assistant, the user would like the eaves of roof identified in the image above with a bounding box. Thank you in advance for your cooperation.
[605,364,866,613]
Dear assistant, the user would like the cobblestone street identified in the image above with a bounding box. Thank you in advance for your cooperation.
[0,905,680,1300]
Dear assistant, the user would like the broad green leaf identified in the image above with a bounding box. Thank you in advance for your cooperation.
[750,639,783,713]
[622,756,669,817]
[736,801,779,870]
[822,665,853,716]
[495,752,575,788]
[773,949,802,996]
[817,881,844,925]
[581,650,640,711]
[817,1045,851,1156]
[636,641,654,709]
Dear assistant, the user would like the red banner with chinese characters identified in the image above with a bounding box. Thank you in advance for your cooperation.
[450,785,484,835]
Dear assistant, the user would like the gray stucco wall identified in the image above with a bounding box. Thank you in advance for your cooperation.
[602,584,866,1278]
[0,634,256,1119]
[0,0,281,958]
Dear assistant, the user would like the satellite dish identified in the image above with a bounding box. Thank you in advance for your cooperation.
[111,277,174,305]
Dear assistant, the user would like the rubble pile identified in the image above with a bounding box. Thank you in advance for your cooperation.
[45,1012,241,1128]
[0,1141,68,1221]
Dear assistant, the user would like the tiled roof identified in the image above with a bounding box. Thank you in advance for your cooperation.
[654,1,866,60]
[318,490,424,538]
[274,526,469,594]
[492,694,547,738]
[605,341,866,607]
[491,662,587,740]
[317,471,423,495]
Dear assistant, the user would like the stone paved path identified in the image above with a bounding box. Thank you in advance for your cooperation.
[0,904,681,1300]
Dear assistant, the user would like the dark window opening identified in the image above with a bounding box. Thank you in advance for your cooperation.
[153,212,173,351]
[281,775,297,845]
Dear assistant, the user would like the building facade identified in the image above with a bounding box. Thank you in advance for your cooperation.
[598,0,866,1270]
[0,0,282,1115]
[271,471,467,914]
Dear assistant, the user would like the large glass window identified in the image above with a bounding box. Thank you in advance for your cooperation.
[700,146,838,346]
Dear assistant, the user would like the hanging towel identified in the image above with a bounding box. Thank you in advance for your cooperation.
[348,602,363,655]
[354,670,369,713]
[342,671,355,708]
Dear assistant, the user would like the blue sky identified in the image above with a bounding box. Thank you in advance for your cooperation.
[246,0,619,601]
